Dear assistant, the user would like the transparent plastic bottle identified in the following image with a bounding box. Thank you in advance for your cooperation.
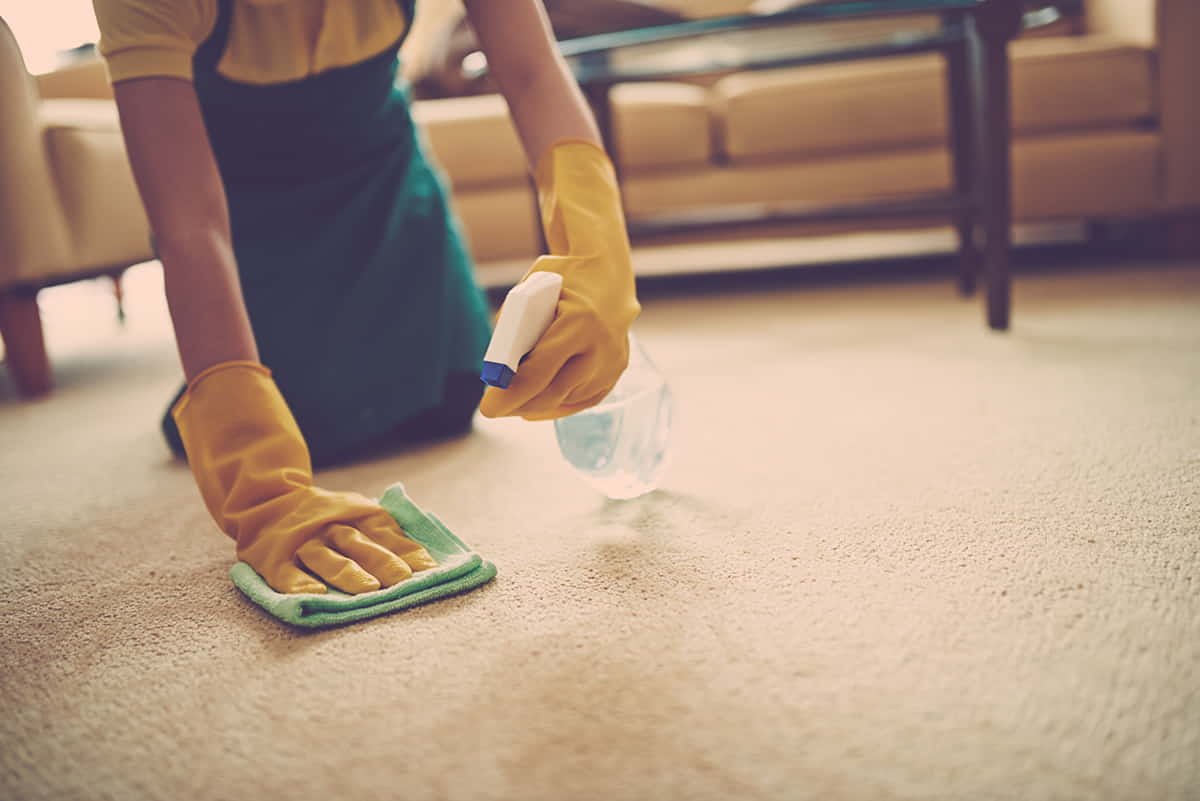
[553,334,673,500]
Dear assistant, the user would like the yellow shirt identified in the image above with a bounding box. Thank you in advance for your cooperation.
[93,0,409,85]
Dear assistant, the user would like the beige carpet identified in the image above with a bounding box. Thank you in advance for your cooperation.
[2,257,1198,801]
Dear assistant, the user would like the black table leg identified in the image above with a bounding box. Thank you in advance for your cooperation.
[944,18,979,298]
[966,0,1021,331]
[582,80,619,174]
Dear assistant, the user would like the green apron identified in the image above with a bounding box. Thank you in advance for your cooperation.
[179,0,491,464]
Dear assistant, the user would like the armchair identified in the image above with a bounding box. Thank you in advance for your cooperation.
[0,17,153,398]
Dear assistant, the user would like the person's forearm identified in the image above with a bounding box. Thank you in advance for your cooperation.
[463,0,601,167]
[113,77,260,383]
[157,228,259,382]
[501,64,600,166]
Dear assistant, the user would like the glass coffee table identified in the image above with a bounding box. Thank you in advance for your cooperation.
[467,1,1066,330]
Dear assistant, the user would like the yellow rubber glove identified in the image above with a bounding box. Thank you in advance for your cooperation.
[173,361,438,595]
[479,139,641,421]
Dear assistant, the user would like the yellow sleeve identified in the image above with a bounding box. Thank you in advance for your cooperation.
[93,0,217,83]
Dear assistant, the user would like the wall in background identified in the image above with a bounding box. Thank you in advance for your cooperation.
[0,1,99,73]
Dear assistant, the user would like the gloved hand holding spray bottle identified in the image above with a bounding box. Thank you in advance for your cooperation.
[478,141,673,500]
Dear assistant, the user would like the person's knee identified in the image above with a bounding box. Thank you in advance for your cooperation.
[437,370,484,429]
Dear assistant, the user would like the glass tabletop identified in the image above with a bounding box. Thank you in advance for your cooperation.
[463,1,1061,86]
[564,16,957,84]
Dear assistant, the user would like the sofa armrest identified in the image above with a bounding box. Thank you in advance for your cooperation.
[0,17,72,285]
[1153,0,1200,208]
[34,57,114,100]
[1087,0,1199,209]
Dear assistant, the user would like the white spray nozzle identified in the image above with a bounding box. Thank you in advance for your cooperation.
[480,271,564,388]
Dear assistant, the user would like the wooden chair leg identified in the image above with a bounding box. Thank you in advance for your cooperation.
[0,285,53,398]
[111,269,127,324]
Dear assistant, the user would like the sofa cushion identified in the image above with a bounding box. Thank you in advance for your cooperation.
[413,93,528,188]
[416,84,713,181]
[713,35,1154,162]
[612,82,713,171]
[1008,35,1155,133]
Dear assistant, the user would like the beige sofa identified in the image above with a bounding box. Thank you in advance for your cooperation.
[2,0,1195,396]
[416,0,1198,283]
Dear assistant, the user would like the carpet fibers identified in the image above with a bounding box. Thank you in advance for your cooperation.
[2,258,1197,800]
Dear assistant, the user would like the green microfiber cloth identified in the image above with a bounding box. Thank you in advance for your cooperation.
[230,483,496,628]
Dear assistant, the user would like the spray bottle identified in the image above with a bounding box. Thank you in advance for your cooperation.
[481,272,673,500]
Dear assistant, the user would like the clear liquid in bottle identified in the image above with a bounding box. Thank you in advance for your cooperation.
[553,334,673,500]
